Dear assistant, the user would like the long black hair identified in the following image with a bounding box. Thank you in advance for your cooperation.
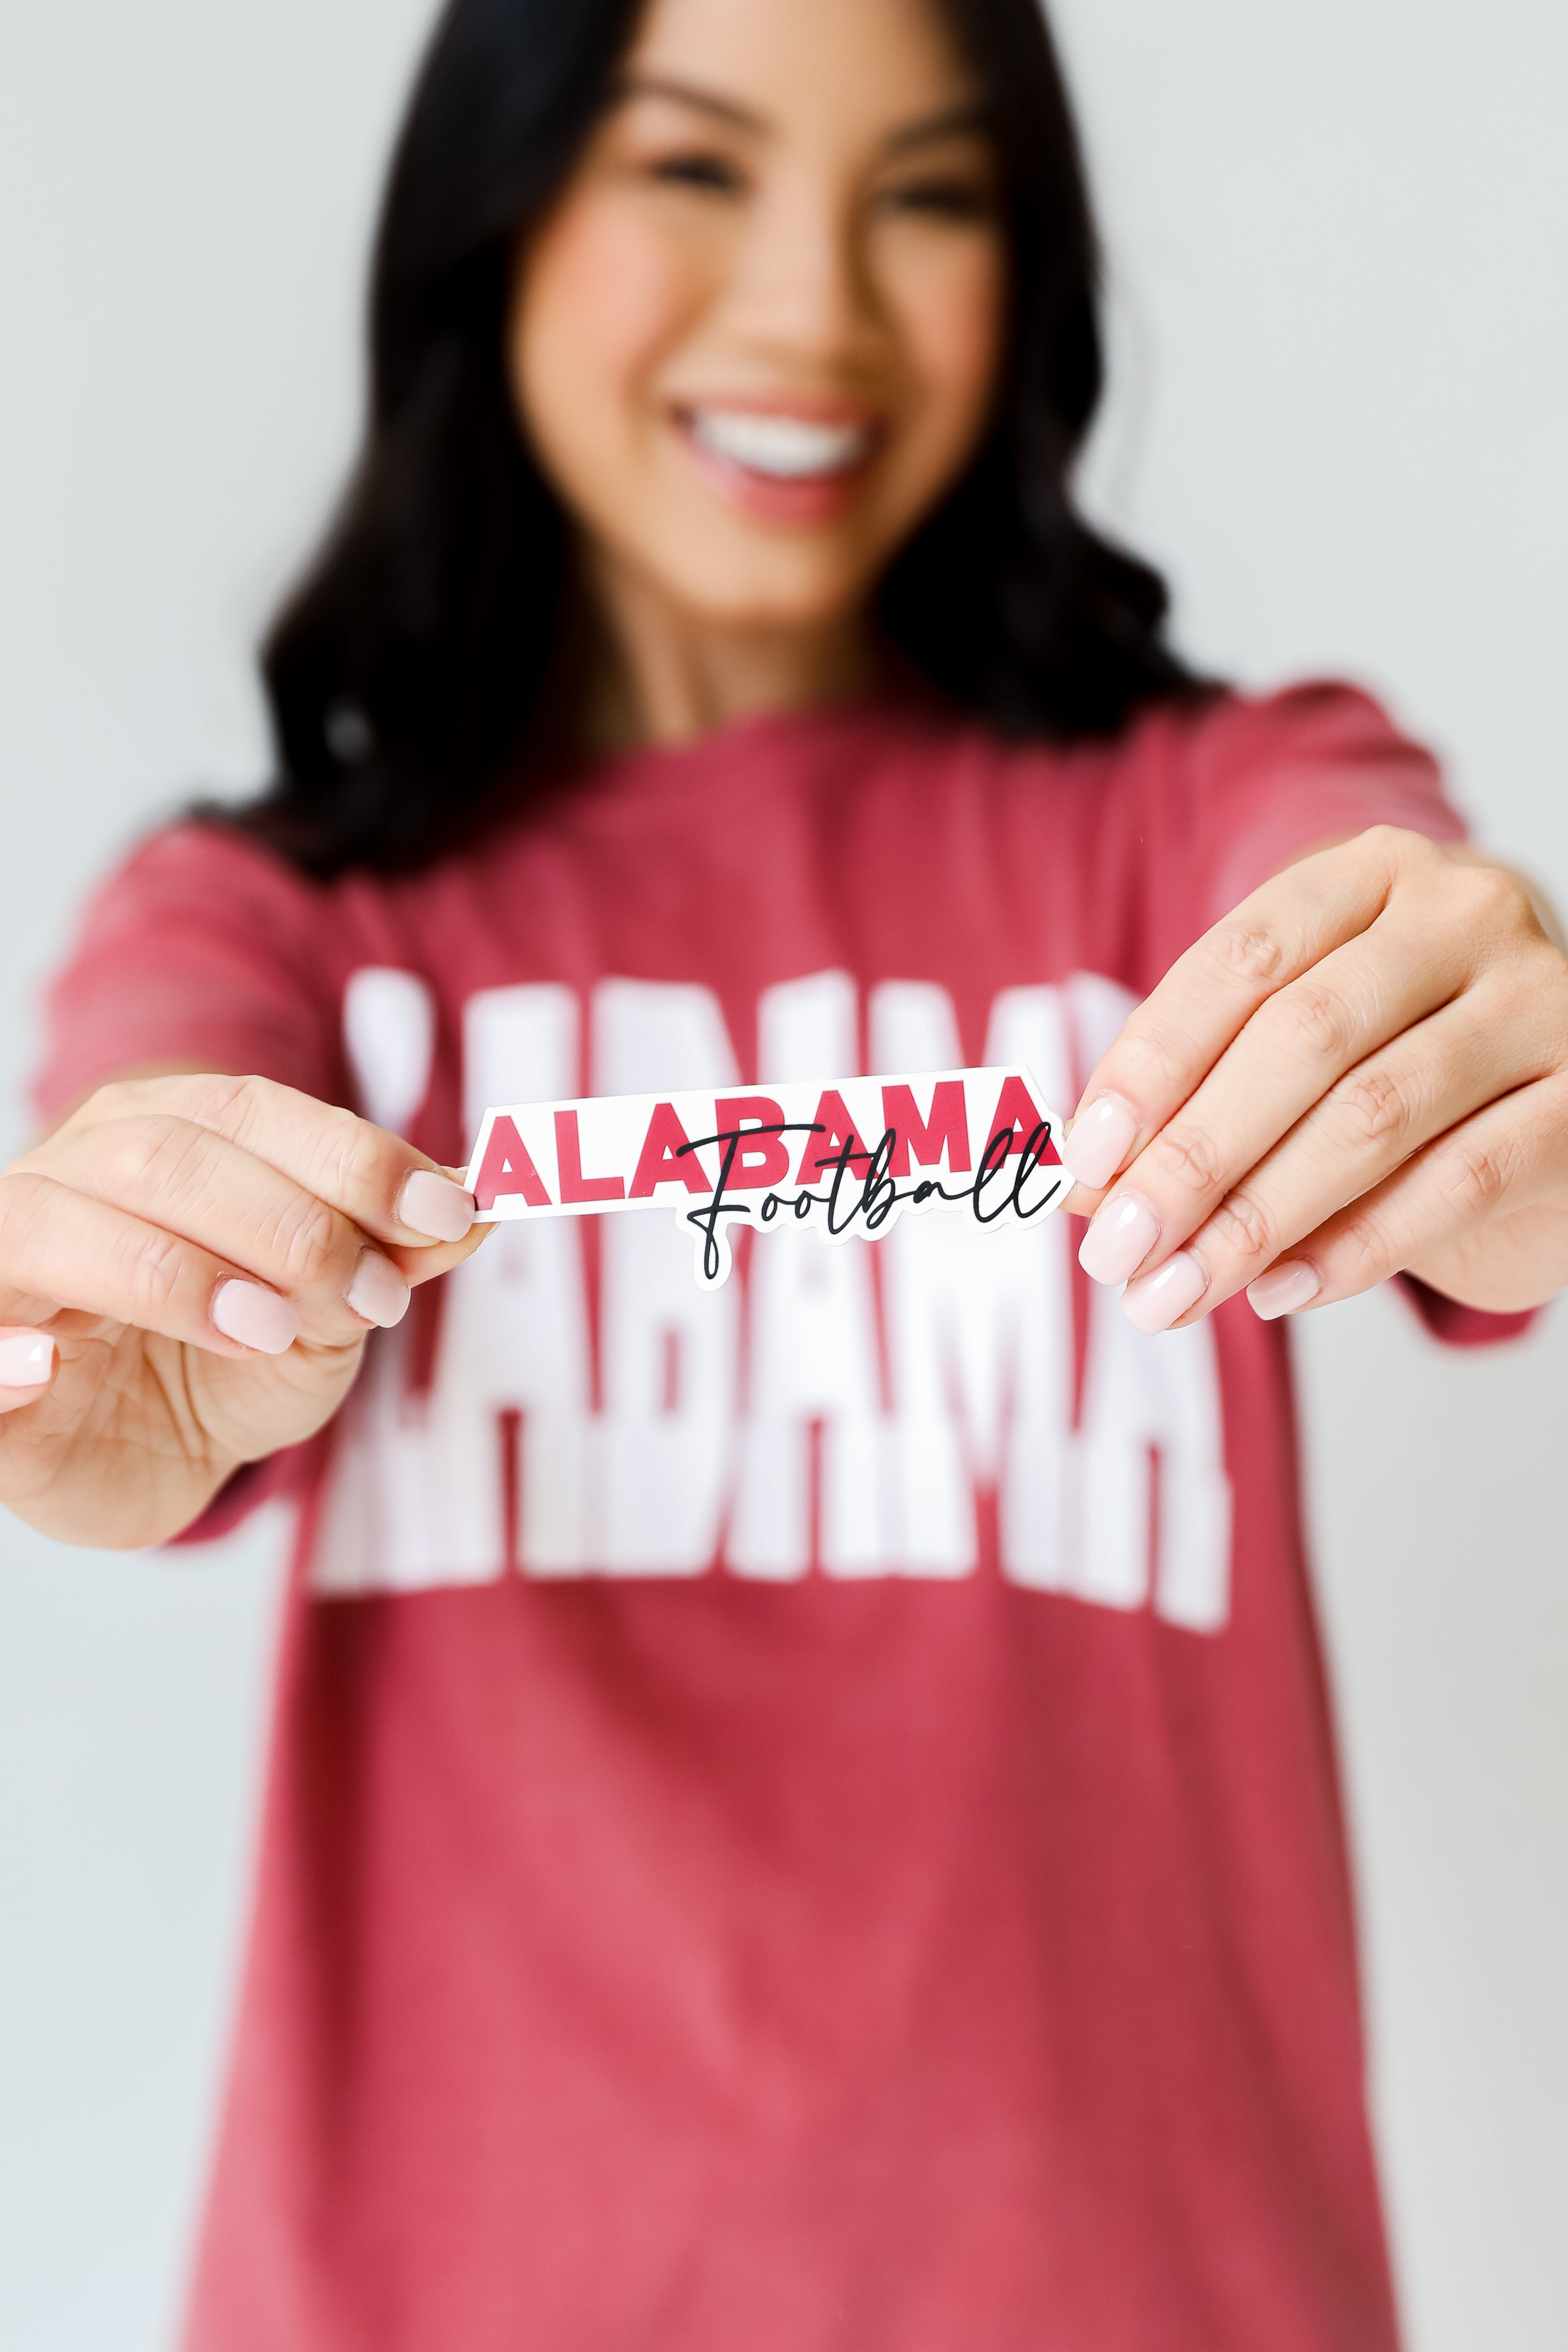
[248,0,1203,877]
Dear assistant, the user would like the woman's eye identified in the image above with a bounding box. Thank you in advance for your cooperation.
[647,150,744,197]
[879,176,995,224]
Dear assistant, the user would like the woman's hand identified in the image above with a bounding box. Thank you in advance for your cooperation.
[1060,827,1568,1332]
[0,1073,486,1548]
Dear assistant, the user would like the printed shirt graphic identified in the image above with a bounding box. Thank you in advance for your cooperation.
[38,686,1493,2352]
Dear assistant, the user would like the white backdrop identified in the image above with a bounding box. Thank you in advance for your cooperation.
[1,3,1564,2347]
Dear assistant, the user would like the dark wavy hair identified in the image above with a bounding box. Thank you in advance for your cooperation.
[246,0,1204,877]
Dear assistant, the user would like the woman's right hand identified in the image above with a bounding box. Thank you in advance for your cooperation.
[0,1072,488,1549]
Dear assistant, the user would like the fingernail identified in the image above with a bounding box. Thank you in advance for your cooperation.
[398,1169,476,1243]
[346,1252,411,1328]
[0,1331,55,1387]
[1123,1250,1209,1335]
[1246,1260,1323,1321]
[1078,1192,1161,1286]
[212,1280,301,1356]
[1061,1095,1140,1191]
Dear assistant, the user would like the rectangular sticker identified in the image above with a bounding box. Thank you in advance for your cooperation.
[465,1066,1067,1288]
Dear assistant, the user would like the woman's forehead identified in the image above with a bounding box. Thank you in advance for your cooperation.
[617,0,988,145]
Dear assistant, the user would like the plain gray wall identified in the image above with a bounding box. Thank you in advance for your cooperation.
[1,2,1564,2347]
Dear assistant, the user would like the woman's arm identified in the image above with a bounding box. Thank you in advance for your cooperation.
[1061,826,1568,1330]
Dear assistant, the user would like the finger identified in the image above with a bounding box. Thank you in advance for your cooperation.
[51,1075,476,1251]
[0,1171,312,1358]
[0,1328,56,1415]
[382,1219,496,1288]
[1075,901,1487,1284]
[1117,985,1553,1331]
[1242,1072,1568,1318]
[381,1166,494,1287]
[25,1117,414,1342]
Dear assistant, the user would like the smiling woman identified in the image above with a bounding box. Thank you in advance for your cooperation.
[250,0,1197,874]
[8,0,1568,2348]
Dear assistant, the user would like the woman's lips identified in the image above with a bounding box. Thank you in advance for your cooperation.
[672,405,881,525]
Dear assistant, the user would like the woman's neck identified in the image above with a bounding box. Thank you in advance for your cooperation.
[575,545,875,752]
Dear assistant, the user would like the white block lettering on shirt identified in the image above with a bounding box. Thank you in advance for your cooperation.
[343,966,436,1136]
[1066,975,1233,1630]
[592,980,740,1575]
[869,982,1074,1582]
[729,971,886,1579]
[308,968,1233,1632]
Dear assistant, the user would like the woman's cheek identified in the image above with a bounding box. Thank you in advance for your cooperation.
[513,199,710,477]
[884,241,1005,495]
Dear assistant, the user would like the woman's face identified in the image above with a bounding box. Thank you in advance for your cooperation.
[510,0,1005,641]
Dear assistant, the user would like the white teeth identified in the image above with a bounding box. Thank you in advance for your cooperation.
[688,409,872,479]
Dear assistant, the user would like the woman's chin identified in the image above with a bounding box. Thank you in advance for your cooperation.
[663,571,872,642]
[635,519,884,641]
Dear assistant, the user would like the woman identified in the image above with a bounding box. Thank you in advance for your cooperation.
[8,0,1567,2343]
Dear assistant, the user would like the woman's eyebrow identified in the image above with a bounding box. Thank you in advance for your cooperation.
[881,100,993,158]
[613,80,992,157]
[614,72,770,137]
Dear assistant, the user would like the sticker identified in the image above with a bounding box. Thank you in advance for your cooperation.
[465,1067,1068,1288]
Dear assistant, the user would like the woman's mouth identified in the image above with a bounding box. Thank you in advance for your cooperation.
[673,405,880,524]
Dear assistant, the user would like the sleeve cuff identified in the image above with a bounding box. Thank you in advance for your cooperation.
[1396,1271,1539,1349]
[166,1440,314,1546]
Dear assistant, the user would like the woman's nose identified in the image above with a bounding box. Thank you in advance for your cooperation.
[721,179,879,370]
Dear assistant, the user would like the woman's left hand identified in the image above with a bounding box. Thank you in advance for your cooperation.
[1060,826,1568,1332]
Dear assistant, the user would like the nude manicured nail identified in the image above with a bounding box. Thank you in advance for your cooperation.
[1061,1095,1140,1191]
[1122,1251,1209,1336]
[212,1281,301,1356]
[398,1170,475,1243]
[346,1252,411,1328]
[1246,1261,1323,1321]
[1078,1192,1161,1286]
[0,1332,55,1387]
